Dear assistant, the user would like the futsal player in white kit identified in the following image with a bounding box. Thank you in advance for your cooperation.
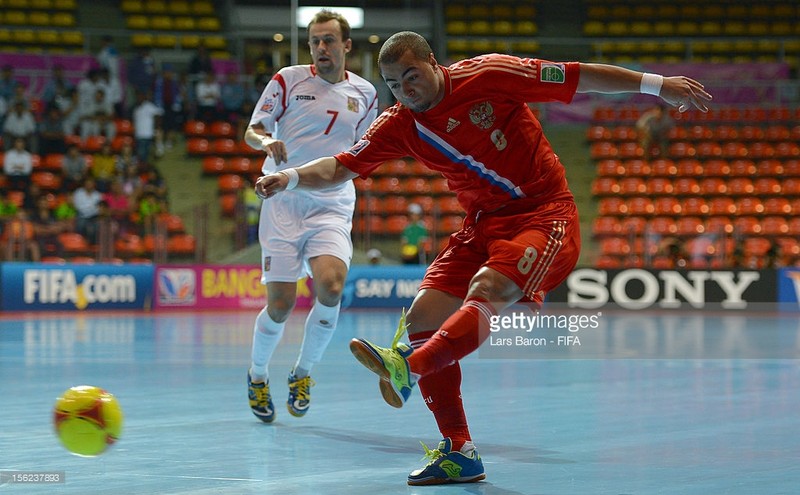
[244,9,378,422]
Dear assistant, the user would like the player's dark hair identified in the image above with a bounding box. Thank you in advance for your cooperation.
[378,31,432,66]
[308,9,351,41]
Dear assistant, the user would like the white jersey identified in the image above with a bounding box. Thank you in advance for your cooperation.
[249,65,378,206]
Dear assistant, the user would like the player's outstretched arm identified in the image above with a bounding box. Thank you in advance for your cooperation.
[576,63,712,113]
[254,157,358,199]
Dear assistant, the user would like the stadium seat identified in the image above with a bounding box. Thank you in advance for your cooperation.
[763,197,792,216]
[624,159,650,176]
[733,216,761,235]
[648,216,677,235]
[705,216,734,235]
[184,120,206,137]
[596,159,623,177]
[598,237,631,256]
[202,156,226,175]
[708,197,736,216]
[436,195,463,215]
[217,174,243,193]
[761,216,789,236]
[754,178,781,195]
[114,234,144,258]
[650,159,677,177]
[673,178,700,195]
[646,178,674,195]
[219,193,238,216]
[186,138,209,155]
[735,197,764,216]
[727,178,755,196]
[210,121,235,138]
[756,159,783,177]
[619,177,647,196]
[675,217,705,236]
[592,216,622,237]
[31,171,62,191]
[681,197,709,216]
[58,232,91,256]
[598,197,628,216]
[653,197,681,216]
[626,197,654,217]
[212,139,236,155]
[167,234,196,256]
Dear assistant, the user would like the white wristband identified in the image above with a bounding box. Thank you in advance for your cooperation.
[640,73,664,96]
[280,168,299,190]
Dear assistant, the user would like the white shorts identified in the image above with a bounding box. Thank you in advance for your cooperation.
[259,191,354,284]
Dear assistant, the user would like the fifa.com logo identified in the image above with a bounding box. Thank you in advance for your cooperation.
[488,311,602,333]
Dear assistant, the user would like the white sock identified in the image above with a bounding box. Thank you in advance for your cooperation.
[460,441,476,455]
[293,300,340,376]
[249,307,286,382]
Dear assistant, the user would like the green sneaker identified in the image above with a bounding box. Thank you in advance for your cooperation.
[349,308,416,408]
[407,438,485,486]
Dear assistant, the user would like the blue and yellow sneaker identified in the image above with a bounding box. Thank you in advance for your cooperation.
[287,371,314,417]
[407,438,485,486]
[349,308,416,408]
[247,372,275,423]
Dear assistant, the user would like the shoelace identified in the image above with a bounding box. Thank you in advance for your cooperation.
[289,376,315,402]
[391,307,409,350]
[252,382,270,407]
[419,441,446,465]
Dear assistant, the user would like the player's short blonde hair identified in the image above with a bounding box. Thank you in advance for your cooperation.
[308,9,351,41]
[378,31,433,66]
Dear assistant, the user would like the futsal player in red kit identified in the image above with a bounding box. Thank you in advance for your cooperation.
[256,31,712,485]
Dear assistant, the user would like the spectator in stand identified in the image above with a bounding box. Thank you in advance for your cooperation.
[154,63,186,152]
[0,190,19,229]
[636,103,673,157]
[115,142,139,175]
[136,190,161,237]
[131,91,164,167]
[120,163,143,198]
[80,87,116,142]
[96,36,123,117]
[195,71,221,122]
[90,141,118,192]
[0,65,18,103]
[38,106,67,156]
[127,47,157,102]
[1,210,39,261]
[103,179,134,235]
[22,183,44,214]
[41,65,75,110]
[2,137,34,191]
[3,100,37,152]
[188,46,214,80]
[221,72,248,138]
[73,176,103,243]
[59,88,81,136]
[401,202,430,265]
[140,167,168,200]
[63,143,88,191]
[53,192,77,230]
[31,194,68,258]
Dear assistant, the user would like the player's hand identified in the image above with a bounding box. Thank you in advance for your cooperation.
[259,136,288,165]
[659,76,713,113]
[255,173,288,200]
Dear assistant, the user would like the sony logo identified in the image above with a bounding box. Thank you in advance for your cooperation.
[565,269,761,310]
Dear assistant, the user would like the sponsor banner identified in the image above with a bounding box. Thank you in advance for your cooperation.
[547,268,776,310]
[342,265,426,308]
[777,268,800,311]
[0,262,153,311]
[153,265,313,310]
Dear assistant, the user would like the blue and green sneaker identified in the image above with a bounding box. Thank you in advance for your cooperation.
[287,371,314,417]
[407,438,485,486]
[349,308,416,408]
[247,372,275,423]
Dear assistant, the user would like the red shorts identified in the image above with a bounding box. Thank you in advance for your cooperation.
[419,201,580,305]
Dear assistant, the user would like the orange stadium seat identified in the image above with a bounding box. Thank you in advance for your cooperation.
[708,197,736,216]
[382,195,408,216]
[735,197,764,216]
[705,216,734,235]
[618,177,647,196]
[184,120,206,136]
[187,138,210,155]
[212,139,236,155]
[167,234,196,256]
[763,197,792,216]
[761,216,789,237]
[703,159,730,177]
[627,197,654,217]
[598,197,628,216]
[646,178,674,196]
[653,197,681,216]
[676,217,705,237]
[681,197,709,216]
[217,174,243,193]
[202,156,226,174]
[650,158,677,176]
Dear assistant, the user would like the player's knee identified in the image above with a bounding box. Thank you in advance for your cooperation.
[315,278,344,306]
[266,300,294,322]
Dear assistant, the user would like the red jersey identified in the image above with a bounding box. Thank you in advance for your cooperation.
[336,54,581,216]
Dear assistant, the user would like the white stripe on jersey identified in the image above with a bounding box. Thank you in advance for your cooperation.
[414,120,525,199]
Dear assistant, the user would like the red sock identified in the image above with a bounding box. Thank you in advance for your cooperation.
[408,298,497,378]
[409,330,471,451]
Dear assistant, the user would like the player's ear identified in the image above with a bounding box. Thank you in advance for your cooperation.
[343,38,352,54]
[428,53,438,68]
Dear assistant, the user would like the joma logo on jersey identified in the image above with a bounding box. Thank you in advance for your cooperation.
[295,95,316,100]
[540,64,565,83]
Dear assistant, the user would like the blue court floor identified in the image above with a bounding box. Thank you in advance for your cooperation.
[1,308,799,494]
